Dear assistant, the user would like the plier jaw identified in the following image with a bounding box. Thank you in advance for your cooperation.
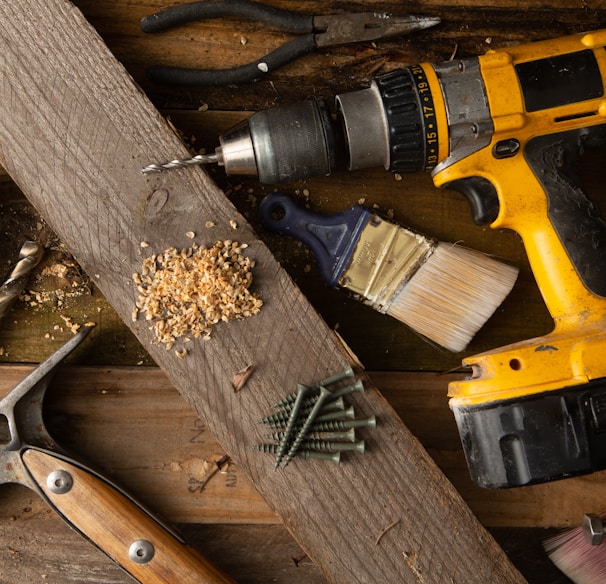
[313,13,442,48]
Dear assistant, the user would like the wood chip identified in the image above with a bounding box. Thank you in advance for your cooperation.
[132,240,263,347]
[232,364,254,392]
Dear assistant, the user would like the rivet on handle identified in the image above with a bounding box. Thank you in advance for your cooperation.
[46,469,73,495]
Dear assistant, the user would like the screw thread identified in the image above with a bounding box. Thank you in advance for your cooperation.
[253,443,340,464]
[274,384,309,468]
[303,439,365,454]
[283,387,331,468]
[271,366,356,409]
[266,428,356,443]
[311,415,376,432]
[259,397,344,426]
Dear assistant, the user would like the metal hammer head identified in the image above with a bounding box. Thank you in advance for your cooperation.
[0,325,94,488]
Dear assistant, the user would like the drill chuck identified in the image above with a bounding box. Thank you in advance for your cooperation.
[218,98,336,184]
[143,98,336,183]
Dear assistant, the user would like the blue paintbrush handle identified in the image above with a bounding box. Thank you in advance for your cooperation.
[259,193,369,286]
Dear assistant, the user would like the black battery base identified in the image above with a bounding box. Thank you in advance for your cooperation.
[452,377,606,488]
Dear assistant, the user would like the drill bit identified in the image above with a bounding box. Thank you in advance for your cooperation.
[141,153,220,174]
[0,241,44,321]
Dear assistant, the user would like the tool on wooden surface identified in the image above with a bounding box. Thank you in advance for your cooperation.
[140,0,440,86]
[329,28,606,488]
[0,325,236,584]
[255,367,373,468]
[0,240,43,321]
[142,24,606,489]
[544,512,606,583]
[142,98,336,183]
[259,193,518,353]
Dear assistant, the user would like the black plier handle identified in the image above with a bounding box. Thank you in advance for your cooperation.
[140,0,440,86]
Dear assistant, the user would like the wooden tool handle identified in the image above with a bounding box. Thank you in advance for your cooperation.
[22,448,236,584]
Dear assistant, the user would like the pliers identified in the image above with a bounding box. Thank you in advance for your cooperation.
[140,0,440,86]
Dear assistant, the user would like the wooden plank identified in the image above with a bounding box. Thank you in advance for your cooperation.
[2,365,603,530]
[0,2,524,583]
[73,0,606,110]
[0,491,326,584]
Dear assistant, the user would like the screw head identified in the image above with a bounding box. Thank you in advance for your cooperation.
[129,539,155,564]
[583,514,604,546]
[47,469,73,495]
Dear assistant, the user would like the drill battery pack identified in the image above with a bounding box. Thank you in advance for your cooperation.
[453,377,606,488]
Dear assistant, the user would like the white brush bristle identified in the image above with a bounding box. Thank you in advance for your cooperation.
[544,518,606,584]
[386,243,518,352]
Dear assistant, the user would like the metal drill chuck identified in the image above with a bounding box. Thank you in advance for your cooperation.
[143,98,336,184]
[223,98,336,183]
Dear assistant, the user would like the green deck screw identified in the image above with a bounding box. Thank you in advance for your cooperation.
[283,386,331,469]
[312,415,376,432]
[259,397,345,427]
[266,428,357,443]
[271,366,356,409]
[253,443,340,464]
[274,384,308,469]
[315,405,355,423]
[303,439,365,454]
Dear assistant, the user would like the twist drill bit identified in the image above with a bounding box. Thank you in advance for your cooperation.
[141,153,220,174]
[0,241,44,321]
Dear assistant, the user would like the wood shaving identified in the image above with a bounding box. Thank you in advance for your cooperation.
[60,315,80,334]
[232,364,254,392]
[133,240,263,348]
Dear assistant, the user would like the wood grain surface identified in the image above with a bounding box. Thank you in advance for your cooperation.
[1,1,605,583]
[0,1,525,583]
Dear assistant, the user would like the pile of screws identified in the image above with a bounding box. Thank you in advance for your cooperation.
[254,366,376,469]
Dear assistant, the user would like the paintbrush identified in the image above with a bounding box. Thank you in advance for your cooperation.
[544,513,606,584]
[259,193,518,352]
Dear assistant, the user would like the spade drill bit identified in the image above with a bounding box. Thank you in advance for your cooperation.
[0,241,44,321]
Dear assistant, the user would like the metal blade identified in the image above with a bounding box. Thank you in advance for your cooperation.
[0,326,94,452]
[314,13,441,47]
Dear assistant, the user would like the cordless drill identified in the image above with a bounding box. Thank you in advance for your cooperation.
[145,29,606,488]
[331,29,606,488]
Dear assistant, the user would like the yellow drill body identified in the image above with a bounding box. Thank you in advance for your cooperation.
[336,29,606,486]
[431,30,606,486]
[429,31,606,406]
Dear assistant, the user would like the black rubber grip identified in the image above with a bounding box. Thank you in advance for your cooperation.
[146,34,316,86]
[249,98,335,183]
[141,0,313,34]
[525,126,606,297]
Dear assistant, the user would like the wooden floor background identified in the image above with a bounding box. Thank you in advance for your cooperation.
[2,1,606,582]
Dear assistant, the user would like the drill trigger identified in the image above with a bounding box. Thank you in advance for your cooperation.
[443,176,500,226]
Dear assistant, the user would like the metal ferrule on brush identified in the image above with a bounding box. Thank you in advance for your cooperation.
[337,212,435,313]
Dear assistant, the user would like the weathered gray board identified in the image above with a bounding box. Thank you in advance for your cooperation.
[0,2,525,582]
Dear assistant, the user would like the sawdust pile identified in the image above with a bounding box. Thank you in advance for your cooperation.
[133,240,263,349]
